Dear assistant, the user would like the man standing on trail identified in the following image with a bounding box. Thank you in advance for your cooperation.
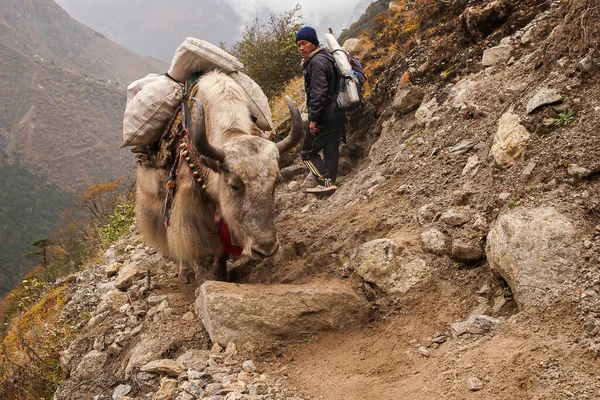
[296,26,346,194]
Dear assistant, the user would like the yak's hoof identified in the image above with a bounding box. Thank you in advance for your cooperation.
[178,269,196,284]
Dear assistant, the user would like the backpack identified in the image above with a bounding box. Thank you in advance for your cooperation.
[332,49,368,111]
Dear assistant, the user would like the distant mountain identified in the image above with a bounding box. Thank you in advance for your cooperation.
[54,0,242,62]
[0,0,167,86]
[345,0,374,31]
[0,0,168,297]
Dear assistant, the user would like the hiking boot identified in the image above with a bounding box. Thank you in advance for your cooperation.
[305,184,337,194]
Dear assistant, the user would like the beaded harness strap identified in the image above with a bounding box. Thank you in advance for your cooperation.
[163,80,209,227]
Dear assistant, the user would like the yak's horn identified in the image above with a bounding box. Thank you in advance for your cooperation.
[276,96,303,154]
[191,98,225,162]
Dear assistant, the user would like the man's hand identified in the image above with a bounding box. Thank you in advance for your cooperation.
[309,120,320,135]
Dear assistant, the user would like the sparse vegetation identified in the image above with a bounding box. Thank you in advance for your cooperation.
[231,5,303,98]
[100,202,135,246]
[555,109,576,126]
[0,285,72,400]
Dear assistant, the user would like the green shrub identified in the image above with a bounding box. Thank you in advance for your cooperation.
[231,5,303,98]
[100,202,135,245]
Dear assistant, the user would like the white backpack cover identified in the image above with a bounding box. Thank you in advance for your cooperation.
[168,37,244,82]
[324,33,361,109]
[121,74,182,148]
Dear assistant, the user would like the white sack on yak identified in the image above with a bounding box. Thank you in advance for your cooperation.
[122,37,273,148]
[121,74,182,148]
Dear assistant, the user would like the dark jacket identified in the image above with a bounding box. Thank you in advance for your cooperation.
[303,49,344,127]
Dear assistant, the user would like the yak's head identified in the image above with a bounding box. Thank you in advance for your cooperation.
[192,96,303,259]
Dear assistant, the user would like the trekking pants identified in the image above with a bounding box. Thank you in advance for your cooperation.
[301,124,344,187]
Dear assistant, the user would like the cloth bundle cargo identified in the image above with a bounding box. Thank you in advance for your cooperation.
[324,33,362,110]
[122,37,273,148]
[167,37,244,82]
[121,74,182,148]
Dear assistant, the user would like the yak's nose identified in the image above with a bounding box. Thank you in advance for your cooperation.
[251,239,280,259]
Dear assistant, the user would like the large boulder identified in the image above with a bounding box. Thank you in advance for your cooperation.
[351,239,431,295]
[482,45,513,66]
[460,0,511,39]
[485,207,581,309]
[195,282,369,346]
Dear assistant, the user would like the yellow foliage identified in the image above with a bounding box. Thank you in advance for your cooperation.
[0,285,71,399]
[78,178,121,201]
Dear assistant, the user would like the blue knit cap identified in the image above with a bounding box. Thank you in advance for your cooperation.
[295,26,319,45]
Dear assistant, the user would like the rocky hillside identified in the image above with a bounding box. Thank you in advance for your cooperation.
[0,0,166,86]
[0,0,169,192]
[3,0,600,399]
[0,0,167,298]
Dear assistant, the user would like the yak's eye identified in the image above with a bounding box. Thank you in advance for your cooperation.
[228,178,244,192]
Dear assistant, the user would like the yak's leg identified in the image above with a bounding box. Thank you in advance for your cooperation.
[178,261,196,284]
[211,253,229,281]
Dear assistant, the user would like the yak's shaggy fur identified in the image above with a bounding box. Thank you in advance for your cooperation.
[136,71,290,282]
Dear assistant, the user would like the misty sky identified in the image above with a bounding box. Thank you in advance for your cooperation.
[55,0,371,61]
[223,0,371,37]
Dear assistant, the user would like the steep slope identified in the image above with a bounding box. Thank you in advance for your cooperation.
[0,161,70,298]
[4,1,600,399]
[0,0,168,297]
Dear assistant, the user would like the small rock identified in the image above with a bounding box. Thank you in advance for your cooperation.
[448,139,476,155]
[112,384,132,400]
[440,209,470,226]
[242,360,257,373]
[567,164,592,179]
[287,181,301,192]
[417,204,437,225]
[418,347,430,357]
[468,376,484,391]
[522,161,537,176]
[498,192,511,201]
[578,55,594,72]
[393,86,425,114]
[526,88,562,114]
[211,343,224,355]
[493,296,508,315]
[472,215,488,231]
[477,284,492,296]
[105,262,121,278]
[421,228,448,255]
[462,155,480,177]
[140,359,186,377]
[155,377,177,400]
[397,184,414,194]
[204,383,223,395]
[182,311,195,321]
[482,45,513,66]
[490,111,530,168]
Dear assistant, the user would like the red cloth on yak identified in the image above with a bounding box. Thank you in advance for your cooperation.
[219,220,242,259]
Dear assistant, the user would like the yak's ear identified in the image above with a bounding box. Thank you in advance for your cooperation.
[200,156,228,173]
